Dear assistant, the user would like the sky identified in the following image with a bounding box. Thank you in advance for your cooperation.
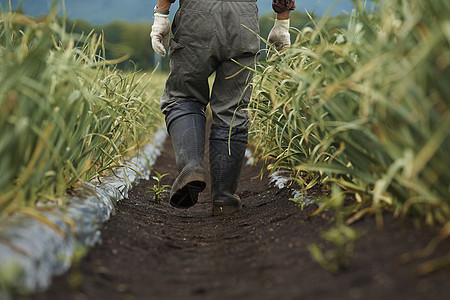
[1,0,356,25]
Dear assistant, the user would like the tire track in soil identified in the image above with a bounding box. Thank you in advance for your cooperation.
[32,133,450,300]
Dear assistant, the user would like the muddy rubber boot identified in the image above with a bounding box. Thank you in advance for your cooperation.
[168,114,207,209]
[209,124,248,216]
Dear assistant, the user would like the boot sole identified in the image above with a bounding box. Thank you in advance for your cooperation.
[170,180,206,209]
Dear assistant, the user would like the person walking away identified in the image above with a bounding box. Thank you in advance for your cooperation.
[150,0,295,215]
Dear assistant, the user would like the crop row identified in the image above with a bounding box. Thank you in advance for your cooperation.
[249,0,450,225]
[0,10,165,217]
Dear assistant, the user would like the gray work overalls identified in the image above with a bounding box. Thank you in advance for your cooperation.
[160,0,260,129]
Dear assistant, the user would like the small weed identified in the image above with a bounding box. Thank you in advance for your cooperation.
[289,194,308,211]
[147,171,171,203]
[308,224,360,273]
[308,184,361,273]
[68,246,88,290]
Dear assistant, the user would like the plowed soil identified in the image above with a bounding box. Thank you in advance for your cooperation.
[32,132,449,300]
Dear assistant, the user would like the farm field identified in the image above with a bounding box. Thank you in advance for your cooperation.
[1,0,449,298]
[32,125,450,300]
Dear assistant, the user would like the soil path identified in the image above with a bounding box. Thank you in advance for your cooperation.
[32,133,449,300]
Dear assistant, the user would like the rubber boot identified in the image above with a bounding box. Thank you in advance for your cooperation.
[168,114,207,208]
[209,124,248,216]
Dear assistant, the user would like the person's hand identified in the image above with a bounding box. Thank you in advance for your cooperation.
[267,19,291,51]
[150,13,170,57]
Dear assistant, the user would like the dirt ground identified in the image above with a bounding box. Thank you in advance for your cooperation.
[30,132,449,300]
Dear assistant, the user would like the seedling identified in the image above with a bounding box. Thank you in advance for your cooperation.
[147,171,171,203]
[289,194,308,211]
[308,185,361,273]
[308,224,360,273]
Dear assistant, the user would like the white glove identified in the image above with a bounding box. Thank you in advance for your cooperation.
[150,13,170,57]
[267,19,291,51]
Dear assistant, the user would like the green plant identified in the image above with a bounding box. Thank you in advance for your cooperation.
[308,224,360,273]
[288,175,321,210]
[289,195,306,211]
[0,9,166,216]
[249,0,450,227]
[308,185,361,273]
[67,246,89,290]
[147,171,171,203]
[289,193,310,211]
